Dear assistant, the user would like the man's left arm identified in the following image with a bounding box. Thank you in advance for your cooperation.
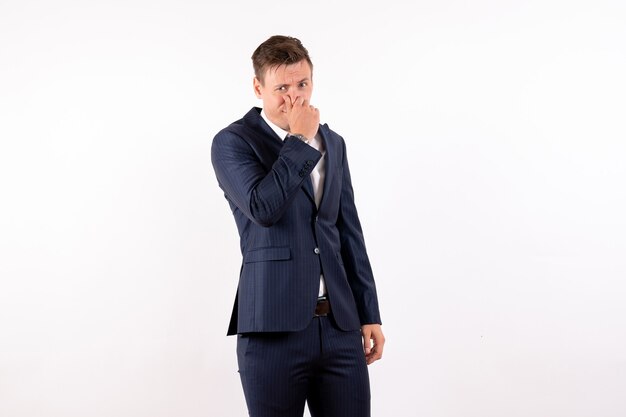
[335,137,385,365]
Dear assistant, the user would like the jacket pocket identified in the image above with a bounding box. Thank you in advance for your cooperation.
[244,247,291,263]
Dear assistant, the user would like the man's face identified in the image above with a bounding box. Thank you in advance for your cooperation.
[253,60,313,132]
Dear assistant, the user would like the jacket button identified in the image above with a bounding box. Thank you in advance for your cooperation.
[314,248,320,255]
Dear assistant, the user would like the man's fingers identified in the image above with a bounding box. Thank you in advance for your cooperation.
[284,95,293,112]
[365,335,383,365]
[371,333,384,361]
[366,348,382,365]
[361,324,385,365]
[362,328,372,355]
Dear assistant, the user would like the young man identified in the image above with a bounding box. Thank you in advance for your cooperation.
[211,35,384,417]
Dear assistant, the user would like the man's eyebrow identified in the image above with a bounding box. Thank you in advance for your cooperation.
[273,78,310,88]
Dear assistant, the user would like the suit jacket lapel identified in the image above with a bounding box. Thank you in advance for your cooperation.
[243,108,283,146]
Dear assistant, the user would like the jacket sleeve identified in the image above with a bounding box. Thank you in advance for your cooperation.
[211,129,322,227]
[336,138,382,325]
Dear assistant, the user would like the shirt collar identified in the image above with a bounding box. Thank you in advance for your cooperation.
[261,109,290,141]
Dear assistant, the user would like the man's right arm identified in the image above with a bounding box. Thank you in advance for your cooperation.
[211,131,321,227]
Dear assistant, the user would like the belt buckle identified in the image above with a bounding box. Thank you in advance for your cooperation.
[315,296,330,317]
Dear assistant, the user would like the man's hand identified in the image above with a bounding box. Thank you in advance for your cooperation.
[361,324,385,365]
[284,96,319,140]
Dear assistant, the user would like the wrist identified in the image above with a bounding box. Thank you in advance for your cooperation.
[289,133,310,144]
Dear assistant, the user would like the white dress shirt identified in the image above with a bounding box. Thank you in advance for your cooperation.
[261,109,327,297]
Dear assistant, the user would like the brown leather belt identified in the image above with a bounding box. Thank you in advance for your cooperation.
[315,297,330,317]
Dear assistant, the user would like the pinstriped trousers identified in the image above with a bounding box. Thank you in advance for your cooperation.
[237,314,371,417]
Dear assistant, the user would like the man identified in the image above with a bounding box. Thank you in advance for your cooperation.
[211,35,384,417]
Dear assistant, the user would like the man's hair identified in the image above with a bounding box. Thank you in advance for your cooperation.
[251,35,313,85]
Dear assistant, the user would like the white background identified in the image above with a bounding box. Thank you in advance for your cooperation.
[1,1,625,416]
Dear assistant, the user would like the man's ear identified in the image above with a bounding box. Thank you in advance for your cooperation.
[253,77,263,98]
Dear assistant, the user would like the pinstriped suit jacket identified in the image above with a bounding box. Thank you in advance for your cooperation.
[212,107,381,335]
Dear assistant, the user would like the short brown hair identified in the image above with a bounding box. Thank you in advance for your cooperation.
[251,35,313,84]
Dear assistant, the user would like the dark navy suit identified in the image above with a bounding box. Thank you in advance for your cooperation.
[212,108,381,417]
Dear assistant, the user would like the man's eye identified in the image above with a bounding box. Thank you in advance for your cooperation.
[277,86,287,92]
[299,83,307,88]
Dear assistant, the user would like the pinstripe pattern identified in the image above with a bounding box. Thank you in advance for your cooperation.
[211,107,382,335]
[237,315,371,417]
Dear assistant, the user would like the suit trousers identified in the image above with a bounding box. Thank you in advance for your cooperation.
[236,313,371,417]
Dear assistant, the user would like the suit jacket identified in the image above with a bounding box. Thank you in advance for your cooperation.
[211,107,381,335]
